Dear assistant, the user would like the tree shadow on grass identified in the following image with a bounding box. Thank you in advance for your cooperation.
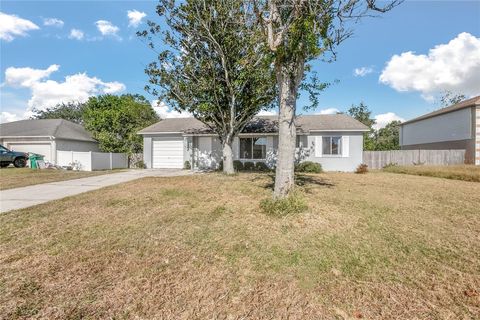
[253,173,335,190]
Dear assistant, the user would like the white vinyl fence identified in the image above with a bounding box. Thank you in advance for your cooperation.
[363,149,466,169]
[57,151,128,171]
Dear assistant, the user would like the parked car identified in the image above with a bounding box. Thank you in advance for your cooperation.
[0,145,28,168]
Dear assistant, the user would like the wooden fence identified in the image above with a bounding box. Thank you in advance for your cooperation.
[363,149,465,169]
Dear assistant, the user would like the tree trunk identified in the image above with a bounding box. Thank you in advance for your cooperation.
[273,63,299,198]
[222,139,235,175]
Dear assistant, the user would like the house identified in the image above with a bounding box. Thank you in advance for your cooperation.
[0,119,100,163]
[399,96,480,165]
[138,114,369,172]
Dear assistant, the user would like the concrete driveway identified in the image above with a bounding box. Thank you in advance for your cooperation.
[0,169,191,213]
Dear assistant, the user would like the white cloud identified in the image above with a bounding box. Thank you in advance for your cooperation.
[257,109,277,116]
[127,10,147,27]
[4,64,126,110]
[380,32,480,101]
[0,12,39,41]
[43,17,64,27]
[151,100,191,118]
[95,20,120,39]
[373,112,405,130]
[0,111,22,123]
[68,28,84,40]
[5,64,60,87]
[354,67,373,77]
[317,107,340,115]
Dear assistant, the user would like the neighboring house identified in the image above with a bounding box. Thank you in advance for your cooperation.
[399,96,480,165]
[0,119,100,163]
[138,114,369,172]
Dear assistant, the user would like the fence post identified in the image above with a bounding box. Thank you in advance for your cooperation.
[110,152,113,170]
[71,151,74,164]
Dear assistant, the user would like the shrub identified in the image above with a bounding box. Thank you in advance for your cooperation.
[255,162,270,171]
[134,160,146,169]
[295,161,322,173]
[184,161,191,170]
[217,161,223,171]
[260,193,307,217]
[243,161,255,171]
[355,163,368,174]
[233,160,244,171]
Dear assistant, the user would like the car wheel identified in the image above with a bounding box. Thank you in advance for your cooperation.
[13,157,27,168]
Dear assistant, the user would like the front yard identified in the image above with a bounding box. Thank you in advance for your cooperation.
[0,167,113,190]
[383,164,480,182]
[0,172,478,318]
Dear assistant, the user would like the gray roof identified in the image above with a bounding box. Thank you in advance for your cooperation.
[401,95,480,125]
[138,114,369,135]
[0,119,97,142]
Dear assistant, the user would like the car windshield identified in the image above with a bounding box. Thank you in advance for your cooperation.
[0,145,9,152]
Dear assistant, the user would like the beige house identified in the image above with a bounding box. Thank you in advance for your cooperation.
[138,114,369,172]
[400,96,480,165]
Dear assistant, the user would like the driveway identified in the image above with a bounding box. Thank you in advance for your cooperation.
[0,169,191,213]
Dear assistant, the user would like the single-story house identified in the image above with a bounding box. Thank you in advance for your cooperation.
[0,119,100,163]
[138,114,369,172]
[399,96,480,165]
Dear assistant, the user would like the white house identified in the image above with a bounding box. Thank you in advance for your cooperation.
[400,96,480,165]
[0,119,100,163]
[138,114,369,172]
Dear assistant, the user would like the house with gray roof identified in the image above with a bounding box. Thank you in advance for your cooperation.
[400,96,480,165]
[0,119,100,163]
[138,114,369,171]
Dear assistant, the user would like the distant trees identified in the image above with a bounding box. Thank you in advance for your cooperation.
[31,94,159,154]
[347,102,401,151]
[437,90,466,108]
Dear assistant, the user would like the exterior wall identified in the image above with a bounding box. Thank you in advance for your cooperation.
[143,136,153,168]
[476,106,480,165]
[55,139,100,152]
[401,107,472,145]
[305,132,364,172]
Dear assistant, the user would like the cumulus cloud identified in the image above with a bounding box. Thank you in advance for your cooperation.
[0,12,39,41]
[95,20,120,39]
[0,111,22,123]
[373,112,405,130]
[354,67,373,77]
[380,32,480,101]
[68,28,84,40]
[317,107,340,115]
[4,64,126,110]
[151,100,192,118]
[127,10,147,27]
[43,17,64,27]
[257,109,277,116]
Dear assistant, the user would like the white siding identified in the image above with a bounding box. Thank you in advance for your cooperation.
[401,108,472,146]
[55,139,100,152]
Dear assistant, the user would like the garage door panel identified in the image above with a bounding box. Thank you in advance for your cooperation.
[7,143,52,162]
[152,137,183,168]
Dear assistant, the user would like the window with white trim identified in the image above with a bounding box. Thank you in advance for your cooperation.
[239,137,266,159]
[322,136,342,155]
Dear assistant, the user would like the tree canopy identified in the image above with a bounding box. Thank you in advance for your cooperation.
[32,102,86,124]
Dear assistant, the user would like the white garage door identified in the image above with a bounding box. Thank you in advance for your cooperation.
[7,143,52,162]
[152,137,184,168]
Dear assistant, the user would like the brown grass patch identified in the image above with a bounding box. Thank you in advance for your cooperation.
[0,172,479,318]
[0,167,114,190]
[383,164,480,182]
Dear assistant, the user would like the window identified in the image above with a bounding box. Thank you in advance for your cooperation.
[322,136,342,155]
[239,137,266,159]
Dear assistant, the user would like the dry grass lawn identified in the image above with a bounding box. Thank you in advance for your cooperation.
[0,167,112,190]
[383,164,480,182]
[0,172,479,319]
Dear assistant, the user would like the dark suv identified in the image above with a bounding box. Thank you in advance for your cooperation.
[0,145,28,168]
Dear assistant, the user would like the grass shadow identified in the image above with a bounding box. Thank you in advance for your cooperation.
[255,173,335,190]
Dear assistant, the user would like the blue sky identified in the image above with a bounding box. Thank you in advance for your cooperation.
[1,0,479,127]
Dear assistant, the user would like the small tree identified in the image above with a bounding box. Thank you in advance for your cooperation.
[139,0,276,174]
[253,0,402,198]
[374,120,401,151]
[31,102,86,124]
[347,102,376,151]
[83,94,159,154]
